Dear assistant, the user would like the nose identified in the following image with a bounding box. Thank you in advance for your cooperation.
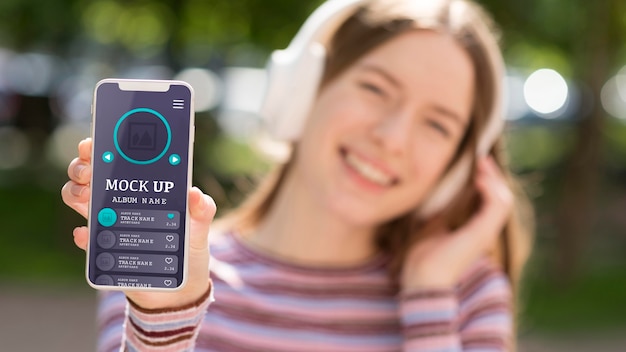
[371,107,413,154]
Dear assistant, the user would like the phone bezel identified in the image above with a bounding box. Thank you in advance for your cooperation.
[86,78,195,292]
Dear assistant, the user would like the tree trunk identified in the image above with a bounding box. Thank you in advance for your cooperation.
[554,0,619,283]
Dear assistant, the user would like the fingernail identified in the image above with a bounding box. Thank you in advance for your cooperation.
[74,164,85,178]
[71,184,84,197]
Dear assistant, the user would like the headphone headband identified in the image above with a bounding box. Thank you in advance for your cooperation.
[286,0,368,56]
[259,0,369,141]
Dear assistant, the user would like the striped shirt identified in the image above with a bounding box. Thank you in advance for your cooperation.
[97,232,513,351]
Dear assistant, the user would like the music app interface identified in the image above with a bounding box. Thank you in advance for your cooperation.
[88,82,192,289]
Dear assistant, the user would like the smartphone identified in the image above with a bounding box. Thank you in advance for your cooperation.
[86,79,194,290]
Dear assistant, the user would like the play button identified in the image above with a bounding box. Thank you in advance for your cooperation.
[169,154,181,166]
[102,151,114,163]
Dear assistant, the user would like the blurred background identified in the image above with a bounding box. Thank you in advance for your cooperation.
[0,0,625,351]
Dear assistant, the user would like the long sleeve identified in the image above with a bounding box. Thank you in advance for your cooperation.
[97,291,127,352]
[96,285,213,352]
[400,259,513,352]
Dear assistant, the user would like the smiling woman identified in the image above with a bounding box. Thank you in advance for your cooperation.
[62,0,534,351]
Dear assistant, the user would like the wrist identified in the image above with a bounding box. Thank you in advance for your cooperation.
[401,270,457,292]
[126,279,212,312]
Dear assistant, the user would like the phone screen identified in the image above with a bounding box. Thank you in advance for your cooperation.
[87,80,193,290]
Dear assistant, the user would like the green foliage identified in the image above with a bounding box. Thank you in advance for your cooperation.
[0,0,322,65]
[522,257,626,333]
[505,42,573,77]
[81,1,174,56]
[204,135,270,177]
[505,125,575,172]
[0,0,79,49]
[0,185,85,283]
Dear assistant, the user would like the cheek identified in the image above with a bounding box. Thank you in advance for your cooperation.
[295,100,357,176]
[306,83,379,136]
[407,139,459,194]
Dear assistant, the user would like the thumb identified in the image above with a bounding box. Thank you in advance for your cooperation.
[188,186,217,251]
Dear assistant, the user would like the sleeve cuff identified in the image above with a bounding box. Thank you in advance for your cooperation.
[123,281,214,352]
[400,287,461,350]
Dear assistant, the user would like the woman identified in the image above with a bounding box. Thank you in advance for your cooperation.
[62,0,533,350]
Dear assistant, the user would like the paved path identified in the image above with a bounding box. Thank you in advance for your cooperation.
[0,285,97,351]
[1,285,624,352]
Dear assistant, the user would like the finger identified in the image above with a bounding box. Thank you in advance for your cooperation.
[67,157,92,184]
[78,138,93,162]
[478,157,507,190]
[456,157,512,244]
[73,226,88,250]
[475,157,513,211]
[188,187,217,251]
[61,180,90,218]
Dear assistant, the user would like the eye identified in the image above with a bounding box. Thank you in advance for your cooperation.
[358,81,387,97]
[425,119,451,138]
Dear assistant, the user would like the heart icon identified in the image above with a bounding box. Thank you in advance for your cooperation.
[165,257,173,264]
[167,213,175,219]
[166,235,174,242]
[164,280,172,286]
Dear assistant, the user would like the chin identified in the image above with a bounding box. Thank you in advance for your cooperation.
[329,196,407,228]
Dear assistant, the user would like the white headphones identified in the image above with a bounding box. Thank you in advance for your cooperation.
[258,0,505,217]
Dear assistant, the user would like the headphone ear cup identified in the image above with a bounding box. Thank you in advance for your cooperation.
[260,43,327,141]
[418,153,473,218]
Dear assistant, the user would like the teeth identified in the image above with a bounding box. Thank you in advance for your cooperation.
[344,151,393,186]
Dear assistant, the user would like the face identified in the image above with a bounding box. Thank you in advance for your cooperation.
[292,29,475,227]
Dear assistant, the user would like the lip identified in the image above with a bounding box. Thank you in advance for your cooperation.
[339,146,399,192]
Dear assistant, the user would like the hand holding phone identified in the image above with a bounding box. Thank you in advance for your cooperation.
[61,79,216,298]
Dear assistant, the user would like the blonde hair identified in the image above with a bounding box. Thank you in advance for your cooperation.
[221,0,533,325]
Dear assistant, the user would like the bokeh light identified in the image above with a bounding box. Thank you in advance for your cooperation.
[218,67,266,139]
[524,68,569,117]
[0,127,30,170]
[82,0,173,56]
[3,53,60,96]
[51,76,93,123]
[504,72,530,121]
[120,65,173,80]
[46,123,91,170]
[174,68,222,112]
[601,66,626,120]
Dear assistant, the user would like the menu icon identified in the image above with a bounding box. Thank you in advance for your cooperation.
[172,99,185,110]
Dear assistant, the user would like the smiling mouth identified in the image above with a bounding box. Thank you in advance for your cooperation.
[340,147,399,187]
